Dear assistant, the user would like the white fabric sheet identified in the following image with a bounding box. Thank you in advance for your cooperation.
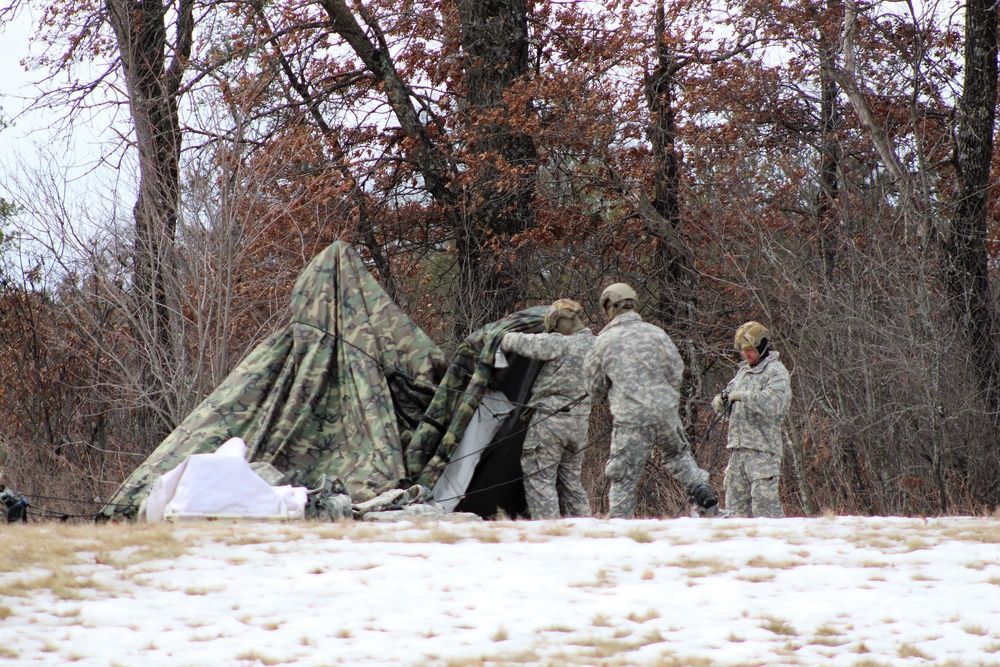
[432,390,515,512]
[144,438,308,521]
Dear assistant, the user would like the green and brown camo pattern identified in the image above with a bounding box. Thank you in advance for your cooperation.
[99,242,446,520]
[405,306,546,488]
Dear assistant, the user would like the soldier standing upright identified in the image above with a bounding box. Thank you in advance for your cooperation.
[712,321,791,518]
[500,299,595,519]
[584,284,718,518]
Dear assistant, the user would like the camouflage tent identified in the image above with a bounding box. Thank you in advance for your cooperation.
[99,241,551,521]
[100,242,446,520]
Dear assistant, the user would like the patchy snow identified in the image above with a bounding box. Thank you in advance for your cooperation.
[2,516,1000,666]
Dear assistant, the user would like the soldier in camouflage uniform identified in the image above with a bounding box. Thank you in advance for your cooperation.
[500,299,594,520]
[712,321,791,518]
[584,284,718,519]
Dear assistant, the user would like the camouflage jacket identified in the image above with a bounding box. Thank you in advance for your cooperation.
[500,328,594,418]
[723,352,791,455]
[583,312,683,427]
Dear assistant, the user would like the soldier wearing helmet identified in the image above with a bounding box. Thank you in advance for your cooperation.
[711,321,791,518]
[584,283,718,518]
[500,299,595,519]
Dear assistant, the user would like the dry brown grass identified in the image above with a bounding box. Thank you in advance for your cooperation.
[570,569,615,589]
[625,608,660,624]
[745,555,800,569]
[234,649,287,665]
[626,528,654,543]
[0,523,187,574]
[540,624,575,633]
[943,523,1000,544]
[761,616,797,636]
[897,642,931,659]
[963,623,988,636]
[667,554,734,577]
[736,570,776,583]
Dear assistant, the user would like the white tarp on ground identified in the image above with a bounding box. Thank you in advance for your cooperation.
[143,438,308,521]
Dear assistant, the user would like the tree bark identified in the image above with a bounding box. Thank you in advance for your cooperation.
[815,0,842,281]
[945,0,1000,416]
[453,0,538,333]
[644,0,695,330]
[107,0,194,438]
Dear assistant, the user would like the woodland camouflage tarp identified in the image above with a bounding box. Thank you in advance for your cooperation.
[99,242,446,520]
[405,307,546,489]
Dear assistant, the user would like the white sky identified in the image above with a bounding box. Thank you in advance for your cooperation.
[0,6,133,281]
[1,516,1000,666]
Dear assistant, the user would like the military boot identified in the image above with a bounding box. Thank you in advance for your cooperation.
[690,483,719,518]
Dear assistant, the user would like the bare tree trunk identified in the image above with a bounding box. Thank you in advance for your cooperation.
[318,0,537,336]
[453,0,538,334]
[815,0,842,281]
[944,0,1000,418]
[644,0,695,330]
[644,1,702,431]
[107,0,194,439]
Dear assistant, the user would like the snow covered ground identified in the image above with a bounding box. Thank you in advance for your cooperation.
[2,515,1000,666]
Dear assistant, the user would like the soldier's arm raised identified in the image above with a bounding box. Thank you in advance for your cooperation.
[500,332,567,361]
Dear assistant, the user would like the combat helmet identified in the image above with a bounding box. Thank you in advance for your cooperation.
[734,321,770,353]
[599,283,637,312]
[544,299,584,334]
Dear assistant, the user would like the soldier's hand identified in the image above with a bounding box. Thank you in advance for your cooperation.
[727,390,744,403]
[711,394,726,414]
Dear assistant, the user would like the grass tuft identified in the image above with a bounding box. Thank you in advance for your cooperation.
[897,643,931,659]
[737,570,776,583]
[235,649,285,665]
[540,524,570,537]
[626,608,660,624]
[627,528,654,543]
[761,616,796,636]
[745,556,798,569]
[591,613,612,627]
[540,624,575,633]
[963,623,988,636]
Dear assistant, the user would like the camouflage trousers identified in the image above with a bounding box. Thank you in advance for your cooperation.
[521,414,592,520]
[606,422,709,519]
[724,448,784,518]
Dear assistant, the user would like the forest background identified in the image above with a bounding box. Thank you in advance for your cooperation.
[0,0,997,520]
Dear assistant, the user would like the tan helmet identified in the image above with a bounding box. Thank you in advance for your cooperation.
[599,283,637,312]
[544,298,584,333]
[734,321,770,351]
